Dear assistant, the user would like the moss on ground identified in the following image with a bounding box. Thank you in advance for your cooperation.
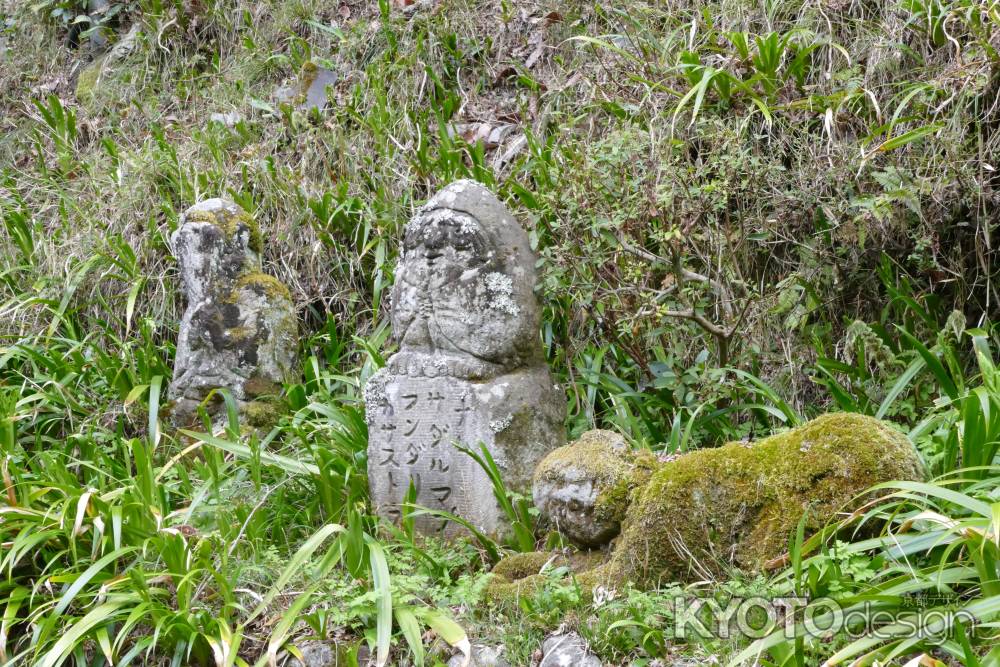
[74,57,105,106]
[484,550,606,609]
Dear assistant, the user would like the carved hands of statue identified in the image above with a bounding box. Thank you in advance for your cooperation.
[390,208,534,371]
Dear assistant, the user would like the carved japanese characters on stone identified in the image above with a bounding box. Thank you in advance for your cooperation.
[365,180,565,536]
[169,198,297,427]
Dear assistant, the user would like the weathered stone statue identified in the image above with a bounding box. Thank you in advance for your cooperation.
[532,430,657,548]
[364,180,565,536]
[169,198,297,427]
[489,413,925,600]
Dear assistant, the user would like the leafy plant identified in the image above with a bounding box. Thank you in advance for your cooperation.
[734,469,1000,665]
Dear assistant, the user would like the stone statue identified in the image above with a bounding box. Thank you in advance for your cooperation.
[486,413,926,601]
[169,198,297,427]
[364,180,565,536]
[532,430,657,548]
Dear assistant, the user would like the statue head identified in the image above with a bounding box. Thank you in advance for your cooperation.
[533,430,656,548]
[391,180,542,373]
[171,199,260,304]
[402,207,492,279]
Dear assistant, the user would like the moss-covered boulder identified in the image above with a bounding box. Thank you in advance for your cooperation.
[483,550,606,608]
[490,414,925,603]
[532,430,657,547]
[595,413,925,587]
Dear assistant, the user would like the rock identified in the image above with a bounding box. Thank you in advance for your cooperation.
[533,430,656,548]
[107,21,140,60]
[489,414,926,599]
[209,111,244,127]
[447,644,509,667]
[285,639,355,667]
[539,633,601,667]
[168,198,297,427]
[86,0,111,54]
[364,180,565,537]
[275,62,338,112]
[302,64,338,111]
[594,413,926,587]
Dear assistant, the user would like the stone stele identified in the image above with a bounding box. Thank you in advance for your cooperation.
[364,180,565,537]
[169,198,297,427]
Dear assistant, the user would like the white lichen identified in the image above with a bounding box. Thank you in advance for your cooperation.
[484,271,520,316]
[490,414,513,433]
[362,371,389,424]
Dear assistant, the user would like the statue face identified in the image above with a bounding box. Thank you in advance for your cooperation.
[175,222,227,280]
[536,471,620,548]
[402,209,491,278]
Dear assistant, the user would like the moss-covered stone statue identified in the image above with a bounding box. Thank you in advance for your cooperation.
[490,413,925,600]
[168,198,297,428]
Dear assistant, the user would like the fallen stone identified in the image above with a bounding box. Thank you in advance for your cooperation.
[489,414,927,602]
[275,62,338,112]
[600,413,926,586]
[302,64,338,111]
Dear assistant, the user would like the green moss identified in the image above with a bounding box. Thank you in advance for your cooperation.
[243,399,282,429]
[225,325,253,342]
[184,205,263,254]
[605,413,926,588]
[231,272,292,302]
[299,61,319,90]
[596,448,656,524]
[492,551,559,580]
[484,550,607,608]
[75,57,106,106]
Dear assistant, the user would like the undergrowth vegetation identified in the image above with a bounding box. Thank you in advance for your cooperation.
[0,0,998,664]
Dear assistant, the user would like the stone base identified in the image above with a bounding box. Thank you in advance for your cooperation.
[168,396,283,430]
[366,364,564,537]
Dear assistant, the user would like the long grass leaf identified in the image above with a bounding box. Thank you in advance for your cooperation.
[366,537,392,667]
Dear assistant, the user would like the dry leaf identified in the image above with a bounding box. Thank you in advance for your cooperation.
[524,43,545,69]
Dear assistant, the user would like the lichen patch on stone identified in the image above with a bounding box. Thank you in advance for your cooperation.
[484,271,520,316]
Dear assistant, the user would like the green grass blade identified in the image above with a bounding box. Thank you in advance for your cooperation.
[365,536,392,667]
